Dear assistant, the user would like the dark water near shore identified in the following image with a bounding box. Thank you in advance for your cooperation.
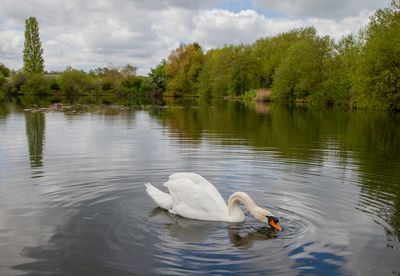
[0,98,400,275]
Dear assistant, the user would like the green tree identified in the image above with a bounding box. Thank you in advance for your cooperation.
[198,45,258,98]
[198,47,234,98]
[119,64,137,77]
[354,0,400,110]
[165,43,204,97]
[23,17,44,73]
[321,35,361,105]
[252,29,310,88]
[272,28,332,102]
[0,63,10,94]
[0,63,10,77]
[148,59,167,96]
[228,45,259,96]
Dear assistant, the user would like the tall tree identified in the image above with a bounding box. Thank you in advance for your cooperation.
[354,0,400,110]
[23,17,44,73]
[165,43,203,97]
[272,27,332,102]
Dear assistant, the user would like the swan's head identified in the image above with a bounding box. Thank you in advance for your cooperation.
[266,215,282,231]
[254,208,282,231]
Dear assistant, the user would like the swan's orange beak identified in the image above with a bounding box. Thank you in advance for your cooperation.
[269,219,282,231]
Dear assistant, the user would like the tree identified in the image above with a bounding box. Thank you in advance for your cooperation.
[321,34,361,105]
[354,0,400,110]
[0,63,10,77]
[120,64,137,77]
[253,28,311,88]
[23,17,44,73]
[165,43,203,97]
[148,59,167,95]
[272,28,332,102]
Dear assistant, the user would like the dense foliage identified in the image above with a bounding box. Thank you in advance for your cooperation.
[354,0,400,110]
[157,1,400,110]
[164,43,203,97]
[0,63,10,77]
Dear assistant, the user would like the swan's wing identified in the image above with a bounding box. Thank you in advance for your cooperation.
[169,172,207,185]
[164,178,229,221]
[145,183,173,210]
[168,172,226,206]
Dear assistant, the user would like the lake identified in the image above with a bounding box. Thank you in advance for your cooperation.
[0,98,399,275]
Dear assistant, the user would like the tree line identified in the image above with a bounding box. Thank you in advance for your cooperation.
[0,17,156,101]
[152,0,400,110]
[1,1,399,110]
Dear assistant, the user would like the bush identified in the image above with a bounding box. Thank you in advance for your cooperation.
[48,77,60,90]
[20,73,50,95]
[240,89,257,102]
[0,71,50,95]
[10,71,30,93]
[58,69,100,96]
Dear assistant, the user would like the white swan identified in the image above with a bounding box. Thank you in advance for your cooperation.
[145,172,282,230]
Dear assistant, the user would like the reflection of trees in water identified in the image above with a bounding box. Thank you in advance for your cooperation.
[150,101,400,246]
[0,101,10,119]
[347,113,400,246]
[25,112,45,170]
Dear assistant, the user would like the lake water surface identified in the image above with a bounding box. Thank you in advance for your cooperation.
[0,99,399,275]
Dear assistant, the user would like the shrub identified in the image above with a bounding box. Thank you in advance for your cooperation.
[58,69,100,96]
[20,73,50,95]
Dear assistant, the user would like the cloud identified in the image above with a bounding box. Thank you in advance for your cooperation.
[0,0,388,74]
[190,9,371,50]
[0,29,24,64]
[251,0,385,19]
[191,9,267,48]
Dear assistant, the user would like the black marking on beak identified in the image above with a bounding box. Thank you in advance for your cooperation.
[267,216,279,224]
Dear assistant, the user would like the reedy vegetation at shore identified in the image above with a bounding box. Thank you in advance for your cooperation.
[0,1,399,110]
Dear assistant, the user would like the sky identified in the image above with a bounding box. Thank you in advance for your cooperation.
[0,0,389,75]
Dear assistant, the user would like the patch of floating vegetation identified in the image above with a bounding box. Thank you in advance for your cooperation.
[23,103,145,114]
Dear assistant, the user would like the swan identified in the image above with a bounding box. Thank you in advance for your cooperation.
[145,172,282,231]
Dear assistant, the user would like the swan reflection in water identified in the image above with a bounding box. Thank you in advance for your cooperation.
[147,208,278,248]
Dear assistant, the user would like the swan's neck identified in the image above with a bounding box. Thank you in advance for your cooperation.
[227,192,263,222]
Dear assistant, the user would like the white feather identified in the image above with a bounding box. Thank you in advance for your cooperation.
[145,183,173,210]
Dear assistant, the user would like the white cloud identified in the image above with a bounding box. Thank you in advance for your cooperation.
[191,9,267,48]
[0,0,388,74]
[251,0,385,19]
[0,29,24,66]
[190,9,371,51]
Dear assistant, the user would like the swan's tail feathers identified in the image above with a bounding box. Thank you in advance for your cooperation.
[144,183,173,210]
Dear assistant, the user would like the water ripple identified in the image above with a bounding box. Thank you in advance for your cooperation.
[1,104,400,275]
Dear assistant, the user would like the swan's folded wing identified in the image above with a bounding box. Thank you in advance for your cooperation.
[169,172,206,185]
[145,183,173,210]
[168,172,226,206]
[164,178,229,221]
